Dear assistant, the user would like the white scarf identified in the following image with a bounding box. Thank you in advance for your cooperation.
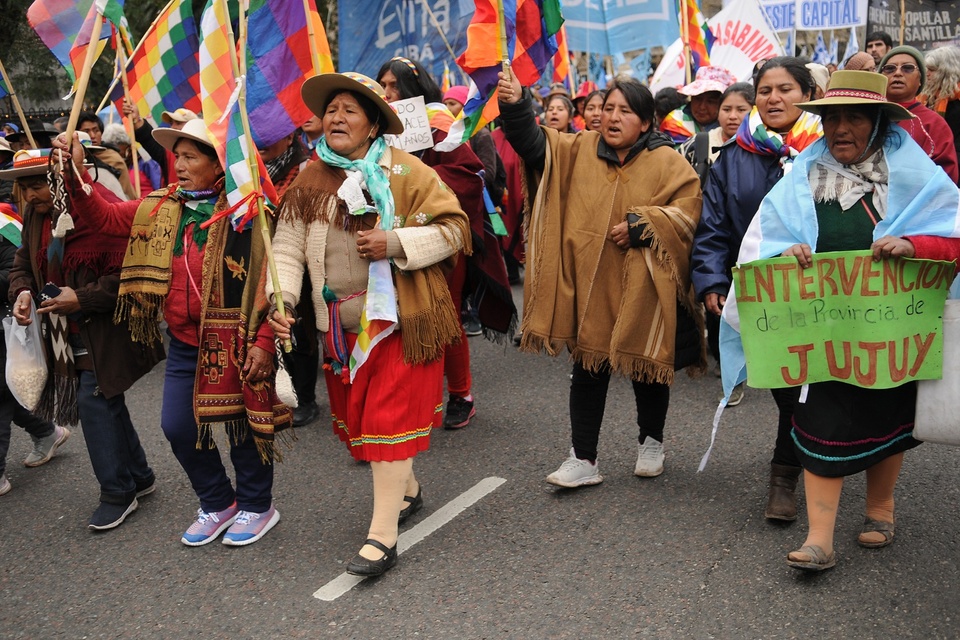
[810,148,889,219]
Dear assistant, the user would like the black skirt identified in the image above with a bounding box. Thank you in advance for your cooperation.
[791,381,920,477]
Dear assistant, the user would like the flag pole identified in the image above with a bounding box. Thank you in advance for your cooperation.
[679,0,692,85]
[65,11,105,142]
[418,0,459,63]
[117,39,141,198]
[223,0,292,352]
[301,0,322,74]
[496,0,512,85]
[899,0,906,45]
[0,56,38,149]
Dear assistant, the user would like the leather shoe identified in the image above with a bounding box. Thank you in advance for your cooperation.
[398,485,423,524]
[346,538,397,576]
[292,400,320,427]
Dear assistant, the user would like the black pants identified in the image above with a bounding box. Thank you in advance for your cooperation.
[569,362,670,462]
[770,387,801,467]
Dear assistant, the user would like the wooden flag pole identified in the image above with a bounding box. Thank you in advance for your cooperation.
[680,0,692,85]
[899,0,906,45]
[0,56,38,149]
[65,12,105,143]
[496,0,512,84]
[419,0,459,63]
[301,0,323,75]
[222,0,292,352]
[117,42,141,198]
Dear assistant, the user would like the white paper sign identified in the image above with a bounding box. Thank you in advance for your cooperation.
[385,96,433,152]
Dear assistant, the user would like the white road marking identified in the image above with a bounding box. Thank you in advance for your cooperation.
[313,476,507,601]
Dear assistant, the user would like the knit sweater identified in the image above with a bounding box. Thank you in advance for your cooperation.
[269,145,467,343]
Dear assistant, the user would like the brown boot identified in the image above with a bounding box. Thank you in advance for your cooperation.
[765,463,802,521]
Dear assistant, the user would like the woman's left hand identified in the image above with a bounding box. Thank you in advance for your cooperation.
[242,345,274,384]
[610,221,631,249]
[357,229,387,261]
[36,286,81,317]
[871,235,915,260]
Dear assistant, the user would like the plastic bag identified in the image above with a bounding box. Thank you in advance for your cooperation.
[3,299,48,411]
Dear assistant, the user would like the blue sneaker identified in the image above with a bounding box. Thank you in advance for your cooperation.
[221,506,280,546]
[181,503,239,546]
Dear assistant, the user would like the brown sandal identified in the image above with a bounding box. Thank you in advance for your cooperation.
[787,544,836,572]
[858,518,895,549]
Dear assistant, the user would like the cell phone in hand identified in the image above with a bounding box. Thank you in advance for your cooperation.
[36,282,82,321]
[37,282,62,305]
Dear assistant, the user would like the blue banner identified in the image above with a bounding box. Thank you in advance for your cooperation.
[338,0,473,86]
[563,0,676,55]
[763,0,796,31]
[796,0,867,30]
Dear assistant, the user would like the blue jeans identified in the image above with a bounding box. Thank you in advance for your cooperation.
[76,370,154,504]
[161,337,273,513]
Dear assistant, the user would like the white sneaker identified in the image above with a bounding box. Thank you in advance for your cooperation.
[0,474,10,496]
[546,448,603,488]
[635,437,665,477]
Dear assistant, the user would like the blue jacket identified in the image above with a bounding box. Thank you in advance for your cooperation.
[691,143,784,300]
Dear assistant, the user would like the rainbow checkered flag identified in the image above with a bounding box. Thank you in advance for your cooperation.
[198,0,262,230]
[244,0,334,148]
[679,0,716,73]
[28,0,110,89]
[436,0,562,152]
[107,0,200,125]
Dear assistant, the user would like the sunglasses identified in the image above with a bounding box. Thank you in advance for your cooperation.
[880,63,918,75]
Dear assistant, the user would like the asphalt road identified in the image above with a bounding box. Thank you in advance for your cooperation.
[2,283,960,639]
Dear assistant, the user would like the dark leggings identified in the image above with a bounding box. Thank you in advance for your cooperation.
[569,362,670,462]
[770,387,801,467]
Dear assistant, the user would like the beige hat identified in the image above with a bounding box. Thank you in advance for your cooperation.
[161,108,199,125]
[301,72,404,135]
[152,118,216,153]
[805,63,830,94]
[0,136,11,155]
[796,70,915,121]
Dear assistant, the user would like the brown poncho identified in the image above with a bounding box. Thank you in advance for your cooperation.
[520,128,705,384]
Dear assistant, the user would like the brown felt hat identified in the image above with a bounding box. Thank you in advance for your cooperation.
[300,72,404,136]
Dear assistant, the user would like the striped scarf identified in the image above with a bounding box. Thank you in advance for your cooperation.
[735,106,822,165]
[315,136,398,381]
[660,106,698,144]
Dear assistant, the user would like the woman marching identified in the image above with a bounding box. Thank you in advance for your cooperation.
[722,71,960,571]
[56,121,291,546]
[692,57,822,521]
[267,72,470,576]
[497,69,704,486]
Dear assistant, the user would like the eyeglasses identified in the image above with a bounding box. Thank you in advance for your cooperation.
[880,63,918,75]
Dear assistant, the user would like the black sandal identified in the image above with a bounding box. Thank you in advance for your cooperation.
[398,484,423,524]
[346,538,397,576]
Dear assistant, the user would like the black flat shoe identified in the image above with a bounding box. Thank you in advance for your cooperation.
[346,538,397,576]
[398,485,423,524]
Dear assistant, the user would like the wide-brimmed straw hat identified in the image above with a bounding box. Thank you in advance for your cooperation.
[152,118,216,153]
[301,72,404,136]
[796,70,914,121]
[0,148,91,181]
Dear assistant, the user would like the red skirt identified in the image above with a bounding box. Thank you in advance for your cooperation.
[325,331,443,462]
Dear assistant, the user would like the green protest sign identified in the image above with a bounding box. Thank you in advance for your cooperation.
[734,250,955,389]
